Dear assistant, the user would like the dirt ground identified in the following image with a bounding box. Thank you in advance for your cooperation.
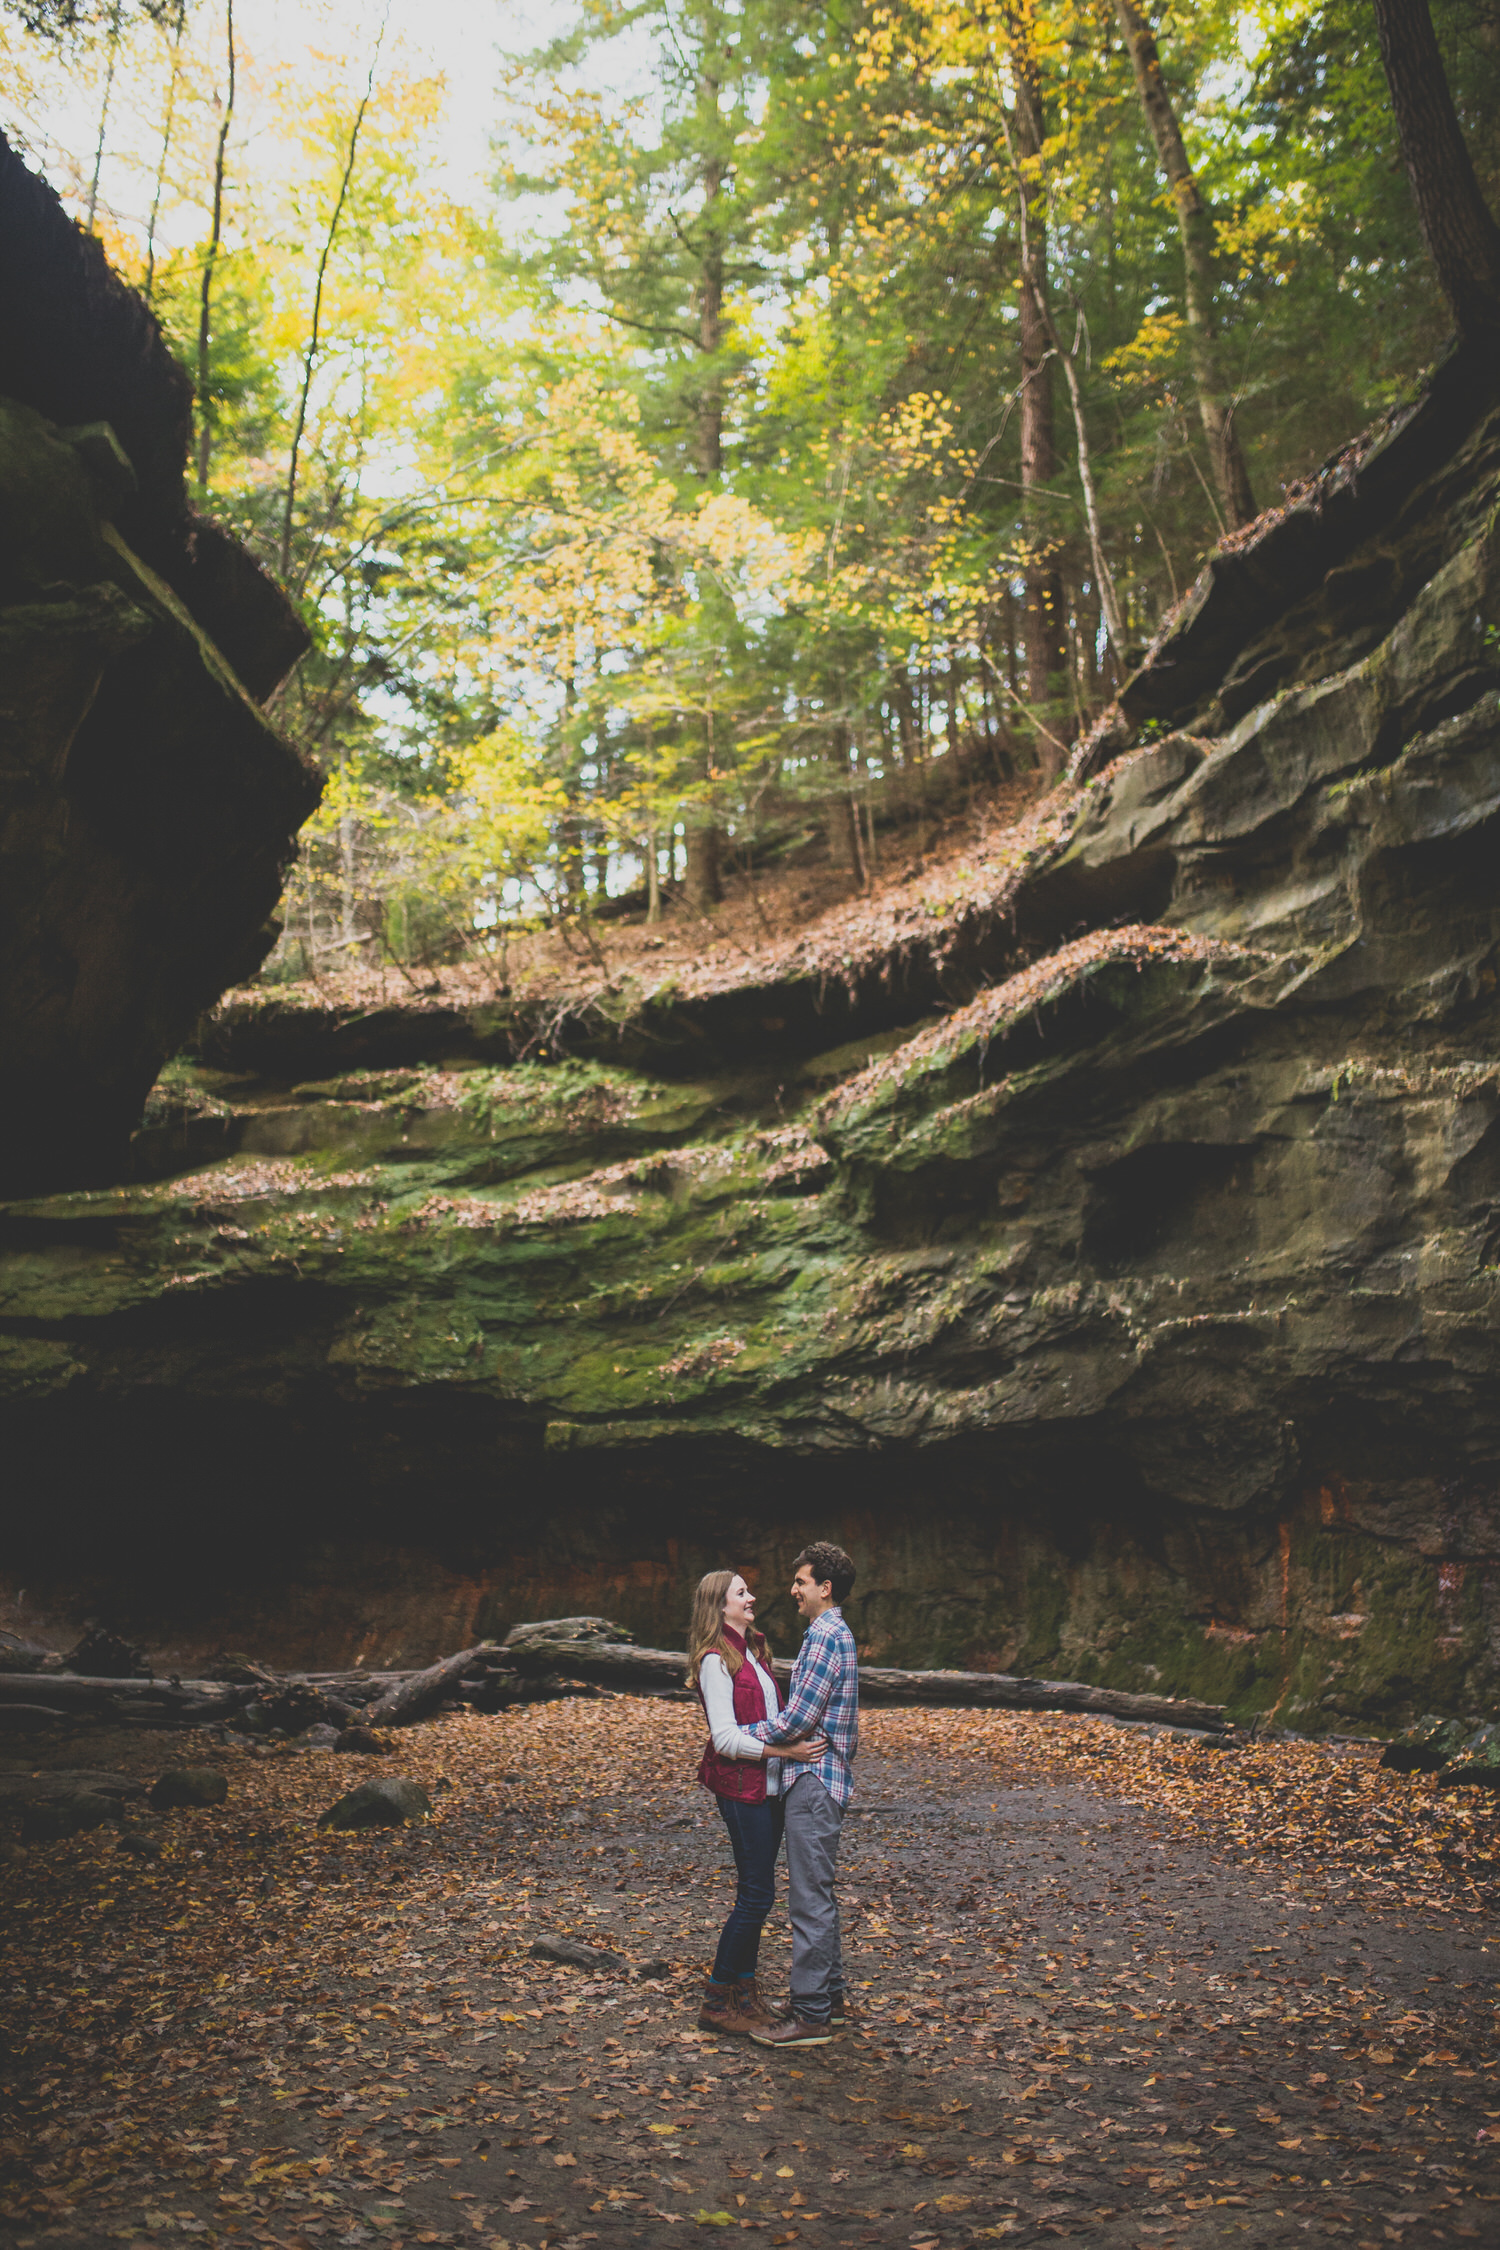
[4,1701,1499,2250]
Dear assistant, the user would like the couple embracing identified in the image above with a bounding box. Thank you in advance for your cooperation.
[687,1541,858,2052]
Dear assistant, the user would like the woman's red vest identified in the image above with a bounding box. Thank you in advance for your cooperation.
[696,1627,780,1803]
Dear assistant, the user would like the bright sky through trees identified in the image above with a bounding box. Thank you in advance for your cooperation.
[1,1,588,243]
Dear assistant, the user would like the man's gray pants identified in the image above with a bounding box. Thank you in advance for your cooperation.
[783,1773,844,2023]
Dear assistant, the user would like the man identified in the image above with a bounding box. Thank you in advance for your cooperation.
[743,1539,859,2048]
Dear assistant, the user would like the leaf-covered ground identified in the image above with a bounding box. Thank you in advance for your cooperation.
[4,1704,1499,2250]
[220,778,1049,1023]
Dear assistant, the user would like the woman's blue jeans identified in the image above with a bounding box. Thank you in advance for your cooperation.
[711,1793,785,1982]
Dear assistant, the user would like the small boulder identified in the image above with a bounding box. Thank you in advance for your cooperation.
[318,1777,432,1829]
[150,1767,229,1810]
[21,1790,121,1841]
[1380,1715,1471,1773]
[304,1723,342,1750]
[1436,1722,1500,1788]
[529,1933,626,1972]
[334,1726,392,1755]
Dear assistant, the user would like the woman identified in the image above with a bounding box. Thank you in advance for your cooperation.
[688,1568,825,2036]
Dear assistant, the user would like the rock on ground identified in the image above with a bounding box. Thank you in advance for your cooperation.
[318,1776,432,1828]
[148,1767,229,1810]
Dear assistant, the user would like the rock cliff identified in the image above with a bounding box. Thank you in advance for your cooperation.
[0,135,318,1190]
[5,342,1500,1729]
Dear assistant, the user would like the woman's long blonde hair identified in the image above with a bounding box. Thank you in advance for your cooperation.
[686,1569,771,1686]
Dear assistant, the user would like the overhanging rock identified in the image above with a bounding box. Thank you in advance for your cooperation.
[0,134,318,1190]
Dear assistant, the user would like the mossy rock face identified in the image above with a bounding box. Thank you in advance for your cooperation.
[12,358,1500,1725]
[1436,1723,1500,1788]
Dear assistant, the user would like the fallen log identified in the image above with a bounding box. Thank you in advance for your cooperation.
[0,1639,1228,1734]
[495,1636,1229,1730]
[0,1768,146,1803]
[0,1675,253,1726]
[0,1703,68,1731]
[299,1672,408,1701]
[364,1643,502,1728]
[849,1664,1227,1728]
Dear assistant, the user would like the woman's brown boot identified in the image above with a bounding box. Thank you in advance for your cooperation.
[698,1978,740,2032]
[731,1976,784,2033]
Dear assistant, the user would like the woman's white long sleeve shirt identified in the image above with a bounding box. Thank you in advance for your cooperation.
[698,1651,783,1795]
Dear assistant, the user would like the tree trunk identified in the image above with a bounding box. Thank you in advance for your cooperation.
[682,816,722,909]
[196,0,236,494]
[695,80,725,479]
[823,726,866,887]
[1371,0,1500,339]
[0,1643,1231,1735]
[338,747,356,944]
[86,0,122,234]
[0,1675,253,1727]
[823,791,861,880]
[364,1643,500,1728]
[144,0,188,304]
[1005,16,1070,762]
[498,1635,1229,1730]
[281,23,383,580]
[1015,256,1128,666]
[1114,0,1257,528]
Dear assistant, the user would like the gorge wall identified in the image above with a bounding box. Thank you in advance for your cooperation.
[0,135,317,1191]
[6,340,1500,1732]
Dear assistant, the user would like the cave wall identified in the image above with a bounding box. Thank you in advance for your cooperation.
[6,1395,1492,1730]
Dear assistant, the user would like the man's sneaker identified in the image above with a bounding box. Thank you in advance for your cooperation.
[749,2011,836,2048]
[698,1979,741,2033]
[731,1977,783,2033]
[828,1990,859,2027]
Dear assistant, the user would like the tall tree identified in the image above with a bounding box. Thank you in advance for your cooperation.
[1113,0,1256,528]
[195,0,234,493]
[1371,0,1500,340]
[502,0,764,906]
[1004,4,1069,744]
[143,0,188,303]
[84,0,121,230]
[280,17,385,580]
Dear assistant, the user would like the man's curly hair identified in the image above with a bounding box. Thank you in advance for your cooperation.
[793,1540,857,1605]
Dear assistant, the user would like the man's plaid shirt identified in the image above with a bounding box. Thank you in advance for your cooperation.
[746,1606,858,1807]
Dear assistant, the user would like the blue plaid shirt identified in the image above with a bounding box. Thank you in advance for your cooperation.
[746,1606,858,1807]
